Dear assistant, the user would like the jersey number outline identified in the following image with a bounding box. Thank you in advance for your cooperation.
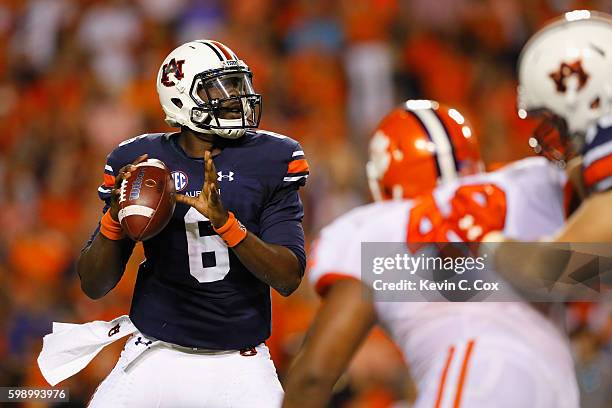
[184,207,230,283]
[407,183,507,250]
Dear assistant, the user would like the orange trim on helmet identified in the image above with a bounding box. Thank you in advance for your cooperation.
[211,41,234,60]
[314,272,358,296]
[287,159,309,174]
[583,155,612,188]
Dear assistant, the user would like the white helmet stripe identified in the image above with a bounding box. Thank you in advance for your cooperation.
[197,41,224,61]
[412,109,458,184]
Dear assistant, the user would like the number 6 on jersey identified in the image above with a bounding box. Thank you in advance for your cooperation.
[184,207,230,283]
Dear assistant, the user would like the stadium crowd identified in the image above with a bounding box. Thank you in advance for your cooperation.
[0,0,610,406]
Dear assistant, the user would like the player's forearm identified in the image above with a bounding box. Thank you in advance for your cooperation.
[282,353,336,408]
[232,233,302,296]
[553,190,612,242]
[77,233,135,299]
[283,279,377,407]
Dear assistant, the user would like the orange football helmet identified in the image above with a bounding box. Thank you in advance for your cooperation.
[367,100,483,201]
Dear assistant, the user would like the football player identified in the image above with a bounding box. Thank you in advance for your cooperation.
[68,40,307,406]
[483,11,612,286]
[282,100,579,408]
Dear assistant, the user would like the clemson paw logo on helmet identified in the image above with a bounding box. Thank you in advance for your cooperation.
[161,58,186,87]
[549,59,589,93]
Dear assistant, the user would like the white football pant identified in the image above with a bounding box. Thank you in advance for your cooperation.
[88,333,283,408]
[413,337,579,408]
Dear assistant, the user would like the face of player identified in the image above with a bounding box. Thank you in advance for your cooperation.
[197,73,255,120]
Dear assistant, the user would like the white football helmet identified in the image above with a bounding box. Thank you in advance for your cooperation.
[156,40,262,139]
[518,10,612,164]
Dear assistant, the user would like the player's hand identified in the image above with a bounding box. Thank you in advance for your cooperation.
[175,151,229,228]
[109,154,148,221]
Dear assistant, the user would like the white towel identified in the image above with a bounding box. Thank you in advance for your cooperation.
[37,315,137,386]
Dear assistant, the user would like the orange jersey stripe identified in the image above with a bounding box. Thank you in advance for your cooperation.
[315,272,357,296]
[583,154,612,188]
[453,339,476,408]
[434,346,456,408]
[103,173,116,187]
[287,159,309,174]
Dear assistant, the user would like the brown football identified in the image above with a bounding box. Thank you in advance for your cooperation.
[117,158,176,241]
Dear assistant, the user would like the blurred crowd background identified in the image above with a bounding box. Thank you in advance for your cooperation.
[1,0,611,406]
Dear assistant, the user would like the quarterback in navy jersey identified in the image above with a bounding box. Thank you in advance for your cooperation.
[75,40,308,407]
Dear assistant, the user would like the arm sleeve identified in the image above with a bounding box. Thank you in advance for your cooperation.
[258,142,310,274]
[583,118,612,193]
[259,185,307,273]
[84,149,124,249]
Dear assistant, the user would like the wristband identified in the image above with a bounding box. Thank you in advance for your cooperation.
[100,211,125,240]
[214,211,247,247]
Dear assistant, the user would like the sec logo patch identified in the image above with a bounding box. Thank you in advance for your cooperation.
[171,171,188,191]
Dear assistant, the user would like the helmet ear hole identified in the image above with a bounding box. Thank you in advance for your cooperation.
[171,98,183,108]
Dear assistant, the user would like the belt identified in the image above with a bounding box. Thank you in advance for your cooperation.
[162,341,258,356]
[166,343,237,355]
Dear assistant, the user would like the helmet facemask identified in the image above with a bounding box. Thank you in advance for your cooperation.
[189,68,262,139]
[523,108,580,168]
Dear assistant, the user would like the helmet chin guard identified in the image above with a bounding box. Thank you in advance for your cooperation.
[157,40,262,139]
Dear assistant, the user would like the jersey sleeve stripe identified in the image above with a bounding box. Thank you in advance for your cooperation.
[583,140,612,167]
[104,164,114,174]
[583,154,612,188]
[98,186,112,194]
[591,175,612,193]
[287,159,309,174]
[314,272,358,296]
[284,175,309,182]
[103,174,116,187]
[292,150,305,157]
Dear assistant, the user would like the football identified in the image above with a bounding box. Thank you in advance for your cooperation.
[118,158,176,241]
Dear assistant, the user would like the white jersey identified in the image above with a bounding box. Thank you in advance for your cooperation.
[309,157,578,407]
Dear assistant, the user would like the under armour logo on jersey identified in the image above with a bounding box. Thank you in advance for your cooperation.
[134,336,153,347]
[161,58,185,87]
[217,171,234,181]
[108,324,120,337]
[549,59,589,93]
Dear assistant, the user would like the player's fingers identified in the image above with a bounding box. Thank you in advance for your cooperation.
[206,154,220,189]
[132,154,148,165]
[175,194,197,207]
[199,152,212,192]
[114,168,131,188]
[209,182,220,204]
[114,155,147,188]
[204,151,214,182]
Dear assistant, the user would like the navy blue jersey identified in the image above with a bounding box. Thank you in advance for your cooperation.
[582,115,612,193]
[91,130,308,349]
